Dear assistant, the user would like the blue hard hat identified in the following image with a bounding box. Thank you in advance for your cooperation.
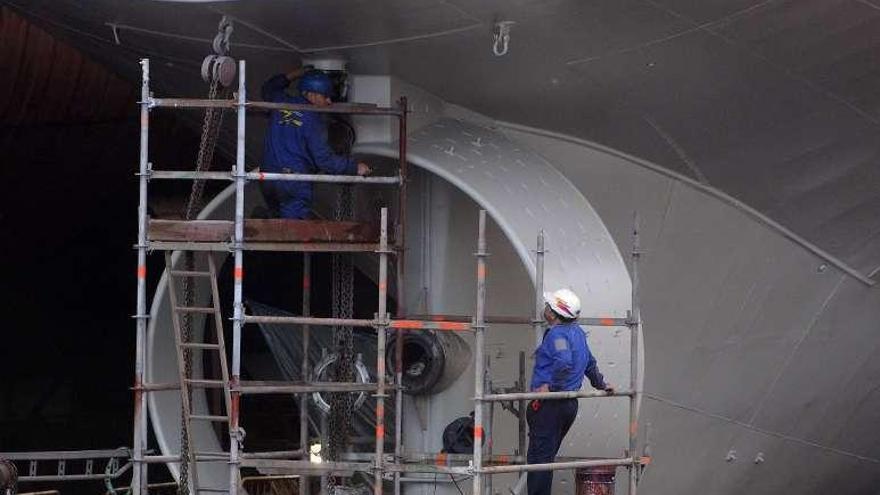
[298,71,333,97]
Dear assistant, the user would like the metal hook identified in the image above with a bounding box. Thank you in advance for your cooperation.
[109,23,121,45]
[492,21,515,57]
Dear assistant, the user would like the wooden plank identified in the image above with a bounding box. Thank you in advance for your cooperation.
[148,219,379,243]
[149,220,232,242]
[243,219,378,242]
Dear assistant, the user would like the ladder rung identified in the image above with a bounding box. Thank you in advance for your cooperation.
[185,379,227,389]
[170,270,213,278]
[180,343,222,350]
[175,306,216,314]
[190,414,229,422]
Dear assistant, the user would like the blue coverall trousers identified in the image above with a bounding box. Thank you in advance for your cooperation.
[527,398,579,495]
[260,180,311,219]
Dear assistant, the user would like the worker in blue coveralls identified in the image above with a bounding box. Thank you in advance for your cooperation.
[528,288,614,495]
[261,68,372,219]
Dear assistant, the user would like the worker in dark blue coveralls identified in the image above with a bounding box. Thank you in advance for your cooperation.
[261,68,372,219]
[528,288,614,495]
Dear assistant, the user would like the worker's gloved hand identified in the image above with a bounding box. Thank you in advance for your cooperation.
[530,400,541,412]
[356,162,372,176]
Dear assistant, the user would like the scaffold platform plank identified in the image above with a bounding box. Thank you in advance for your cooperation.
[148,219,379,243]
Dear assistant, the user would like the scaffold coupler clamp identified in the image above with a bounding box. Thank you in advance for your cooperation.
[230,426,246,451]
[135,162,153,179]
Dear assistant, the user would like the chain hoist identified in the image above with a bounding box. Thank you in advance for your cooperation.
[178,16,235,495]
[327,185,356,491]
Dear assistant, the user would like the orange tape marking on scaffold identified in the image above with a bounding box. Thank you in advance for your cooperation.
[234,267,244,280]
[137,265,146,279]
[392,320,423,329]
[599,318,615,326]
[436,322,470,331]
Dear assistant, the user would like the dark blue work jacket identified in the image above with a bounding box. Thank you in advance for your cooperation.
[530,322,606,392]
[261,74,356,217]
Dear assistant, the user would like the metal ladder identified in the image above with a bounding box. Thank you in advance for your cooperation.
[164,253,234,495]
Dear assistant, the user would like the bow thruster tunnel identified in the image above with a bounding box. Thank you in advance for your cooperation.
[146,117,637,493]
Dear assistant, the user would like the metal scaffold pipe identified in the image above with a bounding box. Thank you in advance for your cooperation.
[300,252,311,495]
[132,58,151,495]
[149,170,401,184]
[481,389,633,402]
[228,59,247,495]
[393,97,408,495]
[472,210,488,495]
[629,213,642,495]
[479,457,637,475]
[534,230,545,348]
[148,98,403,116]
[242,315,376,327]
[375,207,390,495]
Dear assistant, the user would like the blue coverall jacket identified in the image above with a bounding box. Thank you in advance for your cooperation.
[261,74,357,219]
[527,321,606,495]
[530,321,606,392]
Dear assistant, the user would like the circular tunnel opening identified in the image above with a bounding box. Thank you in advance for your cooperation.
[148,131,636,494]
[386,333,442,395]
[386,330,471,396]
[403,340,430,378]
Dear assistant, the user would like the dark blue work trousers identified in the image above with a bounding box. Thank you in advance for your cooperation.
[526,398,579,495]
[260,180,312,219]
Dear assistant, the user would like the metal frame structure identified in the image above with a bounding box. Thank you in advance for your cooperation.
[134,58,414,495]
[471,223,648,495]
[130,57,647,495]
[0,449,132,484]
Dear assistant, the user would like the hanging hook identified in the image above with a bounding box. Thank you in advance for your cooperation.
[212,15,234,55]
[492,21,515,57]
[108,23,121,45]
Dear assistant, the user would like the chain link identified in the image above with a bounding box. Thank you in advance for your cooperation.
[327,185,355,491]
[185,80,230,220]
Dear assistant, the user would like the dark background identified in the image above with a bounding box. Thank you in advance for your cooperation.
[0,8,389,493]
[0,7,202,491]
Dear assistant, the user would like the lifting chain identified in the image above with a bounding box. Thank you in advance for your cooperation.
[178,254,195,495]
[327,185,356,491]
[179,16,234,495]
[184,79,229,221]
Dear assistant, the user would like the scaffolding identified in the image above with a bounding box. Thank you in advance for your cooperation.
[132,58,648,495]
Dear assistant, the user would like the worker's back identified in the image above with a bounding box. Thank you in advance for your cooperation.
[532,322,594,392]
[260,73,356,218]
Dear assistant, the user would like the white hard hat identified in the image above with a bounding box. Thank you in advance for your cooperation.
[543,288,581,319]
